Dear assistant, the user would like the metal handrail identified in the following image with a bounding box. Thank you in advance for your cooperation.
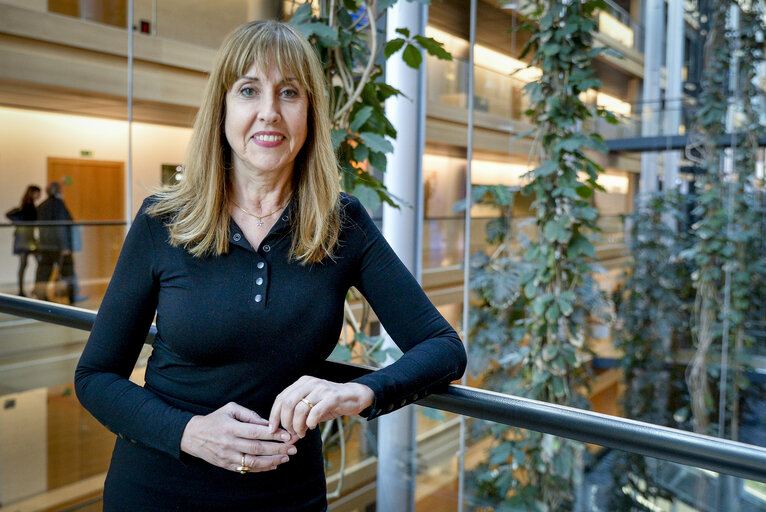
[1,293,765,483]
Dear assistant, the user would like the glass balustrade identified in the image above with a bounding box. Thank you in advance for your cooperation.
[0,223,127,310]
[459,424,766,511]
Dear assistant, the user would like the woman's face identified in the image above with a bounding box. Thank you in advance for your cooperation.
[224,61,309,181]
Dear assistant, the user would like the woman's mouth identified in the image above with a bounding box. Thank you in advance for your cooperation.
[252,133,285,147]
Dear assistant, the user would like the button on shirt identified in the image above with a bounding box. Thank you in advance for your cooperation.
[74,193,466,501]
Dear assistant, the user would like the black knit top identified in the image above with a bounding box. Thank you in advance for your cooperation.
[74,193,466,511]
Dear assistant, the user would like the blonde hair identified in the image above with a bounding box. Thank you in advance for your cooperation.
[147,20,340,263]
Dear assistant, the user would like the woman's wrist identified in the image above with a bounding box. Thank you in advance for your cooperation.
[346,383,374,413]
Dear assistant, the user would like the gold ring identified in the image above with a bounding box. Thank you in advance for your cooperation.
[301,398,314,409]
[236,453,251,474]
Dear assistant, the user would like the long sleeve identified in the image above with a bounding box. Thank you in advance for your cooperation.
[344,196,467,419]
[74,202,195,459]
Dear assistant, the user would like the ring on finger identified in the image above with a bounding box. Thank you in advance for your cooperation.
[300,398,314,409]
[236,453,251,474]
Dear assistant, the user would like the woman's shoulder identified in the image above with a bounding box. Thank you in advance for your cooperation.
[337,192,382,243]
[136,195,173,228]
[338,192,371,220]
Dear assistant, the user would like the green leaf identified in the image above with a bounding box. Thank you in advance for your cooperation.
[353,184,381,212]
[395,27,410,37]
[287,3,312,26]
[329,344,352,361]
[369,151,387,172]
[402,44,423,68]
[575,185,593,198]
[295,23,339,46]
[350,106,373,132]
[544,219,569,243]
[359,132,393,154]
[545,302,560,322]
[414,35,452,60]
[490,441,513,465]
[542,43,561,56]
[384,38,407,59]
[542,345,558,361]
[551,376,566,397]
[331,129,347,150]
[533,160,558,177]
[568,234,595,258]
[420,407,446,422]
[353,144,369,163]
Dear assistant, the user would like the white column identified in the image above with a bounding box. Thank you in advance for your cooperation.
[640,0,665,195]
[378,3,427,512]
[663,0,685,193]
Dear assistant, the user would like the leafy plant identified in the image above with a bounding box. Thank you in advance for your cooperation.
[288,0,451,212]
[608,191,694,510]
[685,0,766,439]
[286,0,451,498]
[466,0,616,508]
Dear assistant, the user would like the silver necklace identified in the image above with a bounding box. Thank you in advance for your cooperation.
[231,198,288,227]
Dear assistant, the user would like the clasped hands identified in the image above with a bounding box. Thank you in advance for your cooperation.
[180,376,373,473]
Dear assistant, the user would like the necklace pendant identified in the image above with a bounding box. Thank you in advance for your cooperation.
[256,219,264,227]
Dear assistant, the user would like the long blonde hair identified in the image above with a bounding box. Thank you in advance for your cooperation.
[147,20,340,263]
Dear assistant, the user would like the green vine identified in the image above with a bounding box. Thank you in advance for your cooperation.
[467,0,616,508]
[289,0,450,212]
[686,0,765,439]
[609,191,694,510]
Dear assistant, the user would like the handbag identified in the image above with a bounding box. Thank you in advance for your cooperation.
[5,207,23,222]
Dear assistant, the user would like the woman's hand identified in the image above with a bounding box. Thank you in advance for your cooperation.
[269,376,374,438]
[180,402,300,473]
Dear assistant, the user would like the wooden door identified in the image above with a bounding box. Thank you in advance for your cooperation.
[47,158,125,298]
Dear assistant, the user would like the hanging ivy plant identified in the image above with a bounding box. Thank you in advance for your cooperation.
[466,0,616,508]
[686,0,766,439]
[608,191,694,510]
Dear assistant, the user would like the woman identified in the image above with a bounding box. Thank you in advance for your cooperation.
[6,185,41,296]
[75,20,466,512]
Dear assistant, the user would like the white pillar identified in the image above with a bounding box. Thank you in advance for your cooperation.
[378,3,427,511]
[640,0,665,195]
[663,0,685,193]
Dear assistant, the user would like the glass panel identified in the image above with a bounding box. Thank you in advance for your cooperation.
[1,218,127,312]
[415,407,461,512]
[460,424,766,511]
[0,310,151,510]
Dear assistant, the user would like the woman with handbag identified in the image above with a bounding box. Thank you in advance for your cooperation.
[6,185,41,296]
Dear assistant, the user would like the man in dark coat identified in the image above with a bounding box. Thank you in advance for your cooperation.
[33,182,83,303]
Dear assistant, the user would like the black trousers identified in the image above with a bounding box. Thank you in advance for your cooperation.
[34,251,78,302]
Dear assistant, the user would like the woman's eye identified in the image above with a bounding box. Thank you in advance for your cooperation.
[240,87,256,97]
[282,88,298,98]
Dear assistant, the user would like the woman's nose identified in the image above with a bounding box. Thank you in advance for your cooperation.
[258,95,281,124]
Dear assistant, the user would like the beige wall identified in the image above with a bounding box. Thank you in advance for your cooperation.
[0,107,191,287]
[143,0,251,48]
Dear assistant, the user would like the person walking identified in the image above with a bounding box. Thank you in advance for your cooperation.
[34,181,83,303]
[6,184,41,296]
